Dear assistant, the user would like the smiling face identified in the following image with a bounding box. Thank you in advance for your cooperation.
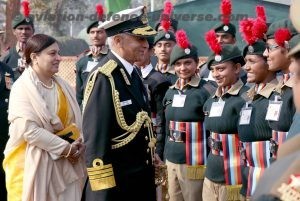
[154,40,175,63]
[263,38,291,73]
[174,57,198,79]
[244,54,271,84]
[31,42,61,78]
[210,60,240,87]
[114,33,149,64]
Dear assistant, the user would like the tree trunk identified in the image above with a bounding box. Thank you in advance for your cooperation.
[4,0,20,51]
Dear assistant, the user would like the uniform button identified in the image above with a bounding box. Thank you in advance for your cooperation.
[5,98,8,103]
[145,136,148,140]
[147,148,150,153]
[7,110,9,113]
[146,160,149,165]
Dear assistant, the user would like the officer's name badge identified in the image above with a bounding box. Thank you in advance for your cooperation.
[120,99,132,107]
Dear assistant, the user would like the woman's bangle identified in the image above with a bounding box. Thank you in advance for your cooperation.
[65,144,73,158]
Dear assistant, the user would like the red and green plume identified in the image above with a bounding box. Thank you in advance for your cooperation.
[205,30,222,55]
[176,29,190,49]
[21,0,30,18]
[160,1,173,32]
[96,3,104,20]
[274,28,292,48]
[220,0,232,25]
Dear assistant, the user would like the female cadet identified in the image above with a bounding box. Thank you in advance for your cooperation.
[263,19,298,159]
[238,15,278,199]
[202,30,248,201]
[162,30,215,201]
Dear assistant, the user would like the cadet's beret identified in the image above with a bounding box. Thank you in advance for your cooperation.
[252,149,300,201]
[266,19,298,39]
[213,22,236,37]
[169,30,198,65]
[87,4,105,33]
[287,34,300,58]
[12,14,34,29]
[207,44,245,70]
[242,40,266,58]
[155,18,178,32]
[153,30,176,45]
[98,6,156,37]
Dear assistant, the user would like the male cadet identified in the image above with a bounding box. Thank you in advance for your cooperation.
[134,36,170,162]
[75,4,108,106]
[199,0,247,83]
[0,62,14,201]
[2,1,34,80]
[82,6,157,201]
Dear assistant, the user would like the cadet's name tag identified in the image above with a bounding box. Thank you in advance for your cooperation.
[209,101,225,117]
[84,61,98,72]
[239,107,252,125]
[120,99,132,107]
[265,101,282,121]
[172,94,186,107]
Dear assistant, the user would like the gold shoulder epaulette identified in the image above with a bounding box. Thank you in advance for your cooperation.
[98,60,118,77]
[87,158,116,191]
[82,59,118,111]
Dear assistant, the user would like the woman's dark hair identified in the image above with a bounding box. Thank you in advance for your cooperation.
[24,34,57,65]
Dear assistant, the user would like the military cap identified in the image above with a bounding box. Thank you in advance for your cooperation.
[266,19,298,39]
[207,44,245,70]
[287,34,300,57]
[252,148,300,201]
[153,30,176,45]
[155,18,178,32]
[98,6,156,37]
[87,4,105,33]
[213,22,236,37]
[12,14,34,29]
[13,1,34,29]
[242,40,266,57]
[169,30,198,65]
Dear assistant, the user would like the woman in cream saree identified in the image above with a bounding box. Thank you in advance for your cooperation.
[3,34,86,201]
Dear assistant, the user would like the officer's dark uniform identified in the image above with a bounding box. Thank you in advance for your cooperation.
[0,62,14,201]
[153,30,178,85]
[75,48,108,106]
[139,66,170,159]
[1,14,34,80]
[82,6,157,201]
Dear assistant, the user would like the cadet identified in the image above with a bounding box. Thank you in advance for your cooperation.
[153,1,178,85]
[134,36,170,161]
[162,30,215,201]
[202,29,248,201]
[0,62,14,200]
[199,0,237,81]
[82,6,157,201]
[238,40,277,200]
[287,34,300,139]
[1,1,34,80]
[75,4,108,106]
[263,19,298,159]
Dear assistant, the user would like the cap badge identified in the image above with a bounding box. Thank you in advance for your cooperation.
[248,45,254,53]
[215,55,222,62]
[223,25,229,31]
[184,48,191,55]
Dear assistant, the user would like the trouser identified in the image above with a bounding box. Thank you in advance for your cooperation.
[166,160,203,201]
[202,177,243,201]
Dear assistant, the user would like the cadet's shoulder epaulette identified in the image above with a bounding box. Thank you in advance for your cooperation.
[98,59,118,77]
[240,91,251,103]
[202,80,217,95]
[82,60,117,111]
